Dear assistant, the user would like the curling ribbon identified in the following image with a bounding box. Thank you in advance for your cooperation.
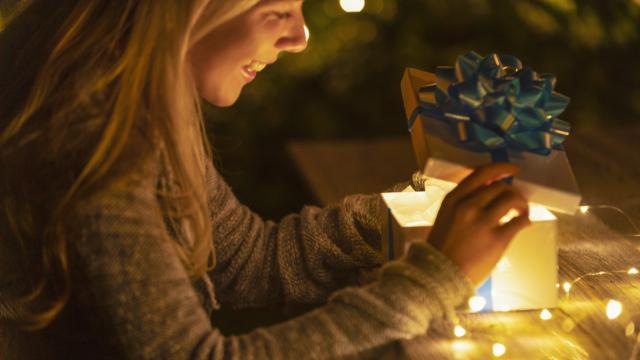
[408,51,571,165]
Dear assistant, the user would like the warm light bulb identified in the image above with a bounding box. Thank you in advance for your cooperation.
[339,0,365,12]
[468,296,487,312]
[540,309,553,320]
[579,205,589,214]
[626,322,636,337]
[606,299,623,320]
[303,25,310,42]
[454,325,466,337]
[628,267,639,275]
[492,343,506,357]
[563,282,572,293]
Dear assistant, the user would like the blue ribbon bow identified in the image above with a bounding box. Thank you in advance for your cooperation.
[409,51,571,164]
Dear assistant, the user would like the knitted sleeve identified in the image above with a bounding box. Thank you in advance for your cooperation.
[68,160,473,359]
[206,160,408,307]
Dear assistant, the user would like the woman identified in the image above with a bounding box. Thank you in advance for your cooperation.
[0,0,530,358]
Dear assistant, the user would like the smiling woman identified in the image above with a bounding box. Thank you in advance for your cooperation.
[0,0,529,359]
[190,0,307,106]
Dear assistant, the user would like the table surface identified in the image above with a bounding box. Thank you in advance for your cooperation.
[288,125,640,359]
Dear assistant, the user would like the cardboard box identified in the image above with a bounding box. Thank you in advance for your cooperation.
[400,68,581,215]
[381,182,558,311]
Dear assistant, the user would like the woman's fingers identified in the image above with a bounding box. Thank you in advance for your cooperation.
[448,163,519,204]
[483,189,529,225]
[460,181,510,210]
[497,214,531,240]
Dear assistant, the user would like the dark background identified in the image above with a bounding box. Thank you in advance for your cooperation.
[3,0,640,220]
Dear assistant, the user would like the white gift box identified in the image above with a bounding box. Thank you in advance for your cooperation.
[381,179,558,311]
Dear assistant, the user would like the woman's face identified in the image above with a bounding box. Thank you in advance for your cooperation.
[189,0,307,107]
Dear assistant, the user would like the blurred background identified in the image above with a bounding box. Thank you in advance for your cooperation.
[3,0,640,220]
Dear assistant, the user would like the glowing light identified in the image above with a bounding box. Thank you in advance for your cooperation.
[540,309,553,320]
[629,267,639,275]
[339,0,365,13]
[606,299,623,320]
[563,282,572,293]
[492,343,506,357]
[555,282,560,288]
[579,205,589,214]
[562,318,576,332]
[626,322,636,337]
[468,296,487,312]
[303,25,310,42]
[454,325,466,337]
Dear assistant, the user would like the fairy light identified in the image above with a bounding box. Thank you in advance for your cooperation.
[628,267,639,275]
[577,204,640,236]
[626,322,636,337]
[606,299,623,320]
[454,325,467,337]
[339,0,365,13]
[492,343,506,357]
[468,296,487,312]
[540,308,553,320]
[563,282,572,293]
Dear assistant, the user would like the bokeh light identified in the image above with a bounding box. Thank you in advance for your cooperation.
[454,325,466,337]
[606,300,623,320]
[468,296,487,312]
[540,309,553,320]
[339,0,365,13]
[492,342,507,357]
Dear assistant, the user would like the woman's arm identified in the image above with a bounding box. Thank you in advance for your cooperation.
[69,165,472,359]
[206,160,405,308]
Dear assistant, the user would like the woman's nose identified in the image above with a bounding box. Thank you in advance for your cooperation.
[276,15,308,53]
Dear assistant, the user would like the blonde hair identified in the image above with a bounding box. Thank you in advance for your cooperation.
[0,0,259,329]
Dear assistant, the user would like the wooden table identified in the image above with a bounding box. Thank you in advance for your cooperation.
[288,125,640,359]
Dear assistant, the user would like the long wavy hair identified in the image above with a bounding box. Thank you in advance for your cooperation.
[0,0,259,329]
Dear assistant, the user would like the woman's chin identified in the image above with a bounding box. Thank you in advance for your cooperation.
[204,90,242,108]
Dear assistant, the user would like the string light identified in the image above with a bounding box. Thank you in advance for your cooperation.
[468,296,487,312]
[492,343,507,357]
[540,309,553,320]
[339,0,365,13]
[454,325,467,337]
[577,204,640,236]
[626,322,636,337]
[443,203,640,356]
[606,299,623,320]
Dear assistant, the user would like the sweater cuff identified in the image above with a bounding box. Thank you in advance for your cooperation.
[381,242,474,318]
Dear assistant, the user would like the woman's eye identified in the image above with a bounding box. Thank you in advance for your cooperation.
[267,11,292,20]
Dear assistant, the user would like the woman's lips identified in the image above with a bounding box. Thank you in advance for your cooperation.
[241,65,257,81]
[241,60,268,82]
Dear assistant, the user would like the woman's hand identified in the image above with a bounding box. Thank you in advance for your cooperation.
[428,163,531,286]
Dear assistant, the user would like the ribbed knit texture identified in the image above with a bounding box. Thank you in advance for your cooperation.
[0,158,473,359]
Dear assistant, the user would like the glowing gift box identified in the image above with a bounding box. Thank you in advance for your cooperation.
[381,180,558,312]
[400,52,581,214]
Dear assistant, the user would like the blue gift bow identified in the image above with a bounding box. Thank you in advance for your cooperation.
[408,51,571,167]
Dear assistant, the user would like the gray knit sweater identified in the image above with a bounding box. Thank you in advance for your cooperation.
[0,156,473,359]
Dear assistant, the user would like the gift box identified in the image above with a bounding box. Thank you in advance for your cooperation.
[381,178,558,311]
[400,52,581,214]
